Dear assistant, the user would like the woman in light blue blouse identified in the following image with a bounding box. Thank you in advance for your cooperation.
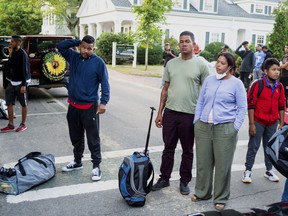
[191,52,247,210]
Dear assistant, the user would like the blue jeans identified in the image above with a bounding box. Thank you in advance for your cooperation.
[282,179,288,202]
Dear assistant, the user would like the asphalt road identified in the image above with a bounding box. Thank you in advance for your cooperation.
[0,69,286,216]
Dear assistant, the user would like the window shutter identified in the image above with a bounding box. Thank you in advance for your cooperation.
[250,4,254,13]
[221,33,225,43]
[268,6,272,14]
[264,6,268,14]
[200,0,204,11]
[252,34,256,45]
[205,32,210,44]
[184,0,188,10]
[214,0,218,12]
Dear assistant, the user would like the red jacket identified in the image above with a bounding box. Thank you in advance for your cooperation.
[247,77,286,126]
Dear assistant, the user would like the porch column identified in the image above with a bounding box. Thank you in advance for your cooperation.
[96,23,103,38]
[114,20,122,33]
[88,23,96,38]
[79,24,86,40]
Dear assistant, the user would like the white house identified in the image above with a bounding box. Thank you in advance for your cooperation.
[76,0,281,50]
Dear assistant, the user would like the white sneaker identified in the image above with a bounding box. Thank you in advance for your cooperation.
[264,170,279,182]
[242,170,252,183]
[92,167,102,181]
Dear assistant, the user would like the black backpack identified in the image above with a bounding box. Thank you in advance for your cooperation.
[118,107,155,207]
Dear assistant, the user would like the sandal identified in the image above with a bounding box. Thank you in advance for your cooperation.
[215,203,225,211]
[191,194,212,202]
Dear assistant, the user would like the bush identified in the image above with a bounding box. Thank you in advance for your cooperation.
[137,45,163,65]
[95,32,133,64]
[200,42,225,62]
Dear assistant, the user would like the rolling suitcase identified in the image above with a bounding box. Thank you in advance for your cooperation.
[118,107,155,207]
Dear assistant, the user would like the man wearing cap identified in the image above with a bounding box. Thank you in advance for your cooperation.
[161,43,177,87]
[221,44,229,53]
[253,44,265,80]
[262,45,273,62]
[236,41,255,89]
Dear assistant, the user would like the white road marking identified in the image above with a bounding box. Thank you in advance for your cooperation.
[5,140,256,204]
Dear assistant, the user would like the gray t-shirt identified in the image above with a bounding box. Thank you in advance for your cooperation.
[163,56,210,114]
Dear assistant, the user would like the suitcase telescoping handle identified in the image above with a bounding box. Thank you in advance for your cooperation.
[144,107,156,156]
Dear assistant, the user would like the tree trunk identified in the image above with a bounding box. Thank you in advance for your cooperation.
[145,42,149,70]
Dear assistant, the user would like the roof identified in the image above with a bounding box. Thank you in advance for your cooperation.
[111,0,131,7]
[111,0,276,20]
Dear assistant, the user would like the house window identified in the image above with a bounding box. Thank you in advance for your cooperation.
[200,0,217,12]
[205,32,225,44]
[134,0,144,5]
[265,6,272,15]
[252,34,265,45]
[211,33,220,42]
[257,35,264,44]
[255,4,263,14]
[204,0,213,12]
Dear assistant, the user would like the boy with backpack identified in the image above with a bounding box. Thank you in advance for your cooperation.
[242,58,286,183]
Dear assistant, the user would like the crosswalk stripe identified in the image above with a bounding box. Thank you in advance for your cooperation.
[4,141,248,168]
[5,140,251,203]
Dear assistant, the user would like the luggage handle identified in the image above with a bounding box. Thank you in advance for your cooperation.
[17,152,47,176]
[144,107,156,156]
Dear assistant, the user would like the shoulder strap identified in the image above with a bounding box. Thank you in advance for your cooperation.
[257,79,264,98]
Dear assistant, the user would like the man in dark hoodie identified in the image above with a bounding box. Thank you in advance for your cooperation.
[236,41,255,89]
[262,45,273,61]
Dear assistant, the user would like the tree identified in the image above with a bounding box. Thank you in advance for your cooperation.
[0,0,42,35]
[43,0,83,37]
[267,1,288,60]
[9,0,83,37]
[132,0,172,70]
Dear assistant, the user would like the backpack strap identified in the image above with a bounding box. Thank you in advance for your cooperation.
[17,152,47,176]
[257,79,264,98]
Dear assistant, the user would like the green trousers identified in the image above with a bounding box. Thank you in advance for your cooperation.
[194,121,238,204]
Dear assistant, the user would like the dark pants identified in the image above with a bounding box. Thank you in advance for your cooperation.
[159,109,194,183]
[240,71,251,90]
[67,104,101,168]
[5,83,28,107]
[245,121,278,171]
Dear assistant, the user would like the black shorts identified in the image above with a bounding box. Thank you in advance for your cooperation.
[5,83,28,107]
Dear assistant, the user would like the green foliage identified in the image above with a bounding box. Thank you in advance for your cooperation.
[137,45,163,65]
[200,42,225,62]
[95,32,133,64]
[132,0,172,69]
[267,2,288,60]
[45,0,83,37]
[0,0,42,35]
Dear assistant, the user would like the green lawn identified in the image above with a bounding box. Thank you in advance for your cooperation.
[107,64,163,78]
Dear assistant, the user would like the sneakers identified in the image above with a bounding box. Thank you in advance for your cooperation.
[152,178,170,191]
[180,181,190,195]
[1,124,15,132]
[62,161,83,172]
[264,170,279,182]
[242,170,252,183]
[91,167,102,181]
[16,123,27,132]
